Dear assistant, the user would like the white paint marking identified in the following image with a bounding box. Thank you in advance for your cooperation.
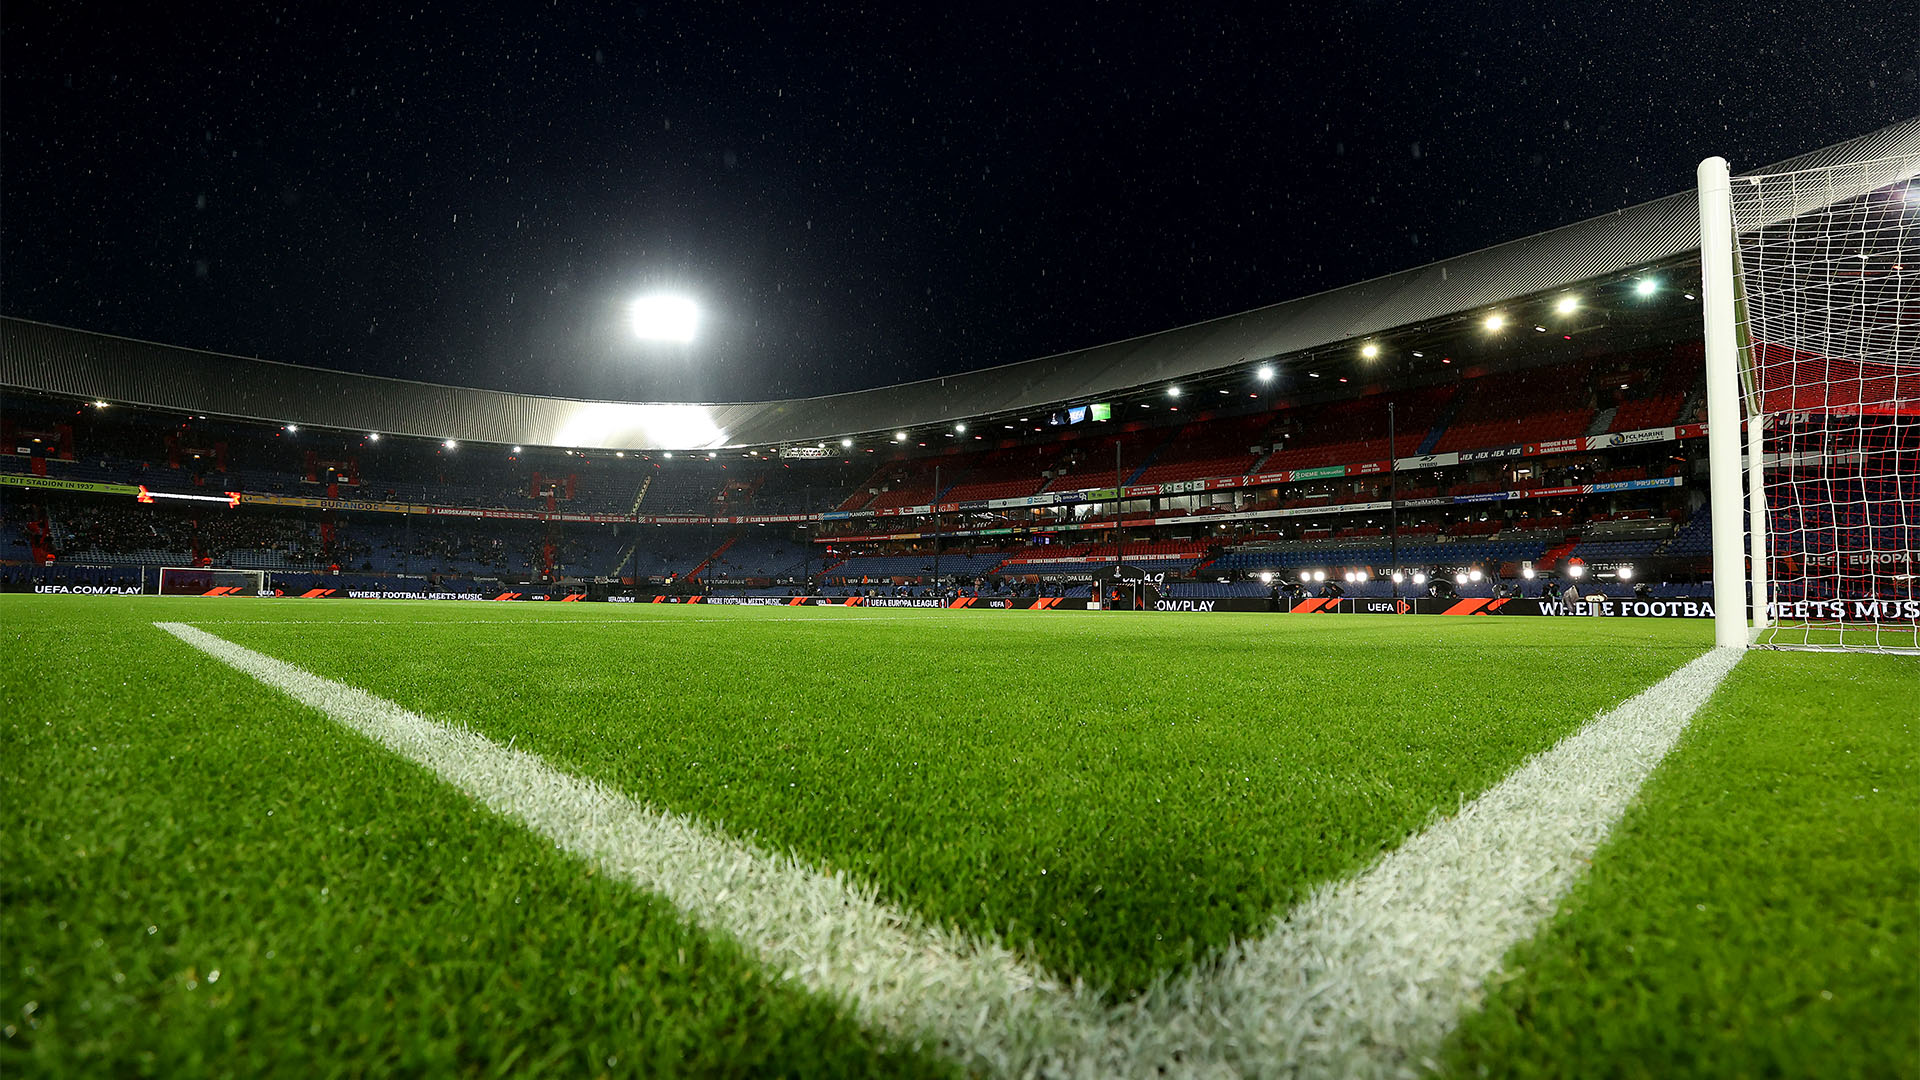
[156,619,1739,1078]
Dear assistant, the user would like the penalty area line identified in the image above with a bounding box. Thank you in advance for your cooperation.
[154,620,1740,1079]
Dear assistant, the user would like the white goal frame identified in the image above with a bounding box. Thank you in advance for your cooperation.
[157,567,268,597]
[1698,152,1920,653]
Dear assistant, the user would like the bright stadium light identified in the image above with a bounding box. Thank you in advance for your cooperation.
[368,432,381,442]
[1454,572,1469,585]
[1469,568,1484,582]
[1412,571,1427,585]
[1484,313,1506,332]
[1391,571,1404,584]
[895,431,908,442]
[1256,364,1275,382]
[841,437,854,448]
[1635,278,1659,297]
[1168,385,1182,398]
[1619,565,1634,580]
[443,439,457,450]
[663,451,673,459]
[285,424,298,433]
[1258,571,1273,584]
[615,451,625,458]
[955,423,967,434]
[511,445,522,453]
[1568,563,1586,578]
[1522,566,1536,579]
[629,293,700,343]
[1360,342,1380,359]
[1555,295,1579,314]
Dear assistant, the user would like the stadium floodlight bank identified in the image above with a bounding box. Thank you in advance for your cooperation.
[1697,151,1920,653]
[156,567,268,597]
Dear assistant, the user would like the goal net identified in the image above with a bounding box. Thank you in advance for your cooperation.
[1699,152,1919,653]
[157,567,268,597]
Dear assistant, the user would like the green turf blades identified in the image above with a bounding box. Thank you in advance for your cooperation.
[1441,652,1920,1079]
[200,601,1710,995]
[0,599,954,1078]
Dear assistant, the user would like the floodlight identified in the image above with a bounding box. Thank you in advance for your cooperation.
[1568,563,1586,578]
[1522,566,1536,579]
[1313,570,1326,582]
[955,423,967,434]
[629,293,700,342]
[1392,571,1404,584]
[285,424,298,433]
[707,451,717,459]
[443,439,457,450]
[93,400,110,408]
[368,433,381,442]
[1454,572,1469,584]
[1412,572,1427,585]
[615,451,625,458]
[1469,568,1483,582]
[841,438,854,448]
[1258,571,1273,584]
[1555,295,1579,314]
[1484,313,1506,332]
[1619,565,1634,580]
[1168,386,1182,398]
[1360,343,1380,359]
[1635,278,1658,297]
[895,432,908,441]
[511,445,522,453]
[663,451,673,459]
[1256,365,1275,382]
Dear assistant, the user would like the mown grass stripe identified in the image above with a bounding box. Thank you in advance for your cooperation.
[157,620,1738,1078]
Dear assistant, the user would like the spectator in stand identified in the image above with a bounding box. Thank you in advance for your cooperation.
[1562,579,1581,608]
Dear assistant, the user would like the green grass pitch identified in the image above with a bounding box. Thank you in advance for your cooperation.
[2,596,1913,1077]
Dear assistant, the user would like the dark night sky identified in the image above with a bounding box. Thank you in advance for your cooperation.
[4,2,1914,403]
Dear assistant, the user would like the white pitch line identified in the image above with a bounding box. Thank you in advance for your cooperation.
[153,620,1109,1076]
[155,620,1739,1078]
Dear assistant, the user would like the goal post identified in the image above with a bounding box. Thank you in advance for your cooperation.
[1698,149,1920,653]
[157,567,268,597]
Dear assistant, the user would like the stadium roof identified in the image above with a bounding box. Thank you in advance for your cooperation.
[5,118,1916,451]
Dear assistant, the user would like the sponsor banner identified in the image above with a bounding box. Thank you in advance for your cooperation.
[1345,461,1388,476]
[1588,476,1684,494]
[1394,452,1459,470]
[1288,465,1347,481]
[1805,551,1915,567]
[1766,598,1920,623]
[1250,471,1290,486]
[0,474,143,496]
[1398,496,1452,509]
[1526,438,1583,455]
[779,446,832,459]
[1453,491,1513,504]
[1149,598,1271,613]
[1583,427,1670,450]
[8,583,146,595]
[1459,444,1526,462]
[1675,422,1707,439]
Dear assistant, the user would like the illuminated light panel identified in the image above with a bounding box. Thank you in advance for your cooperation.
[1484,313,1506,332]
[1360,343,1380,359]
[629,293,701,342]
[1555,295,1578,314]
